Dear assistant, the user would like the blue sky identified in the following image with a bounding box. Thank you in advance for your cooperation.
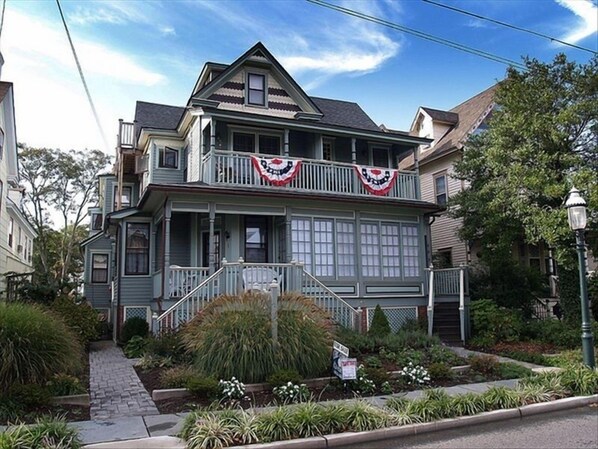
[1,0,596,153]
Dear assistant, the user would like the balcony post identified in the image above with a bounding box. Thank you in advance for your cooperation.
[413,146,421,199]
[285,207,292,263]
[315,134,323,159]
[351,138,358,194]
[208,203,216,275]
[209,119,217,184]
[459,264,466,343]
[163,201,172,299]
[284,129,290,156]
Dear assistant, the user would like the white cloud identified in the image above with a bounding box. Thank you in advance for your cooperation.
[160,26,176,37]
[555,0,598,44]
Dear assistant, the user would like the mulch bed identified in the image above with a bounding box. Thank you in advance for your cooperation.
[135,366,510,415]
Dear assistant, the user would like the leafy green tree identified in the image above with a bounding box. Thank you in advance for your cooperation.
[18,145,111,286]
[451,54,597,268]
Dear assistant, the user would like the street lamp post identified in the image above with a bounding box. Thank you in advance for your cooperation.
[565,187,595,369]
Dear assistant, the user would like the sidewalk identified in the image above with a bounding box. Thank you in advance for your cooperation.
[74,378,519,446]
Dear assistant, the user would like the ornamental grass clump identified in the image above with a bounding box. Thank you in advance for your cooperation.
[0,302,82,391]
[182,292,334,383]
[0,417,81,449]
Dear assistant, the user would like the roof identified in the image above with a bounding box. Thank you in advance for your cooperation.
[310,97,380,131]
[419,84,498,165]
[0,82,12,102]
[421,107,459,124]
[134,101,186,137]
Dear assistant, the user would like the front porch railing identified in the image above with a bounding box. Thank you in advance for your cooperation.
[169,266,210,298]
[201,150,419,200]
[156,260,359,332]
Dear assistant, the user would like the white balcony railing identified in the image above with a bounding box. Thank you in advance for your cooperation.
[169,266,210,298]
[201,150,419,200]
[118,121,135,149]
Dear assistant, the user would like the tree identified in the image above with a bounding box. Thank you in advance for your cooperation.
[451,54,597,268]
[19,145,111,286]
[450,54,597,318]
[368,305,391,338]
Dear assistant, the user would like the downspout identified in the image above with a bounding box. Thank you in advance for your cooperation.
[160,197,168,308]
[115,224,122,342]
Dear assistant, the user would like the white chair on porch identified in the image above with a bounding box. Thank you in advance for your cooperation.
[242,267,279,292]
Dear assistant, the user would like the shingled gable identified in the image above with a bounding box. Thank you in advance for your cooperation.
[191,42,322,119]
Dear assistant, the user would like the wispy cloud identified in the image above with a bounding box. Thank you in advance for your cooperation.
[160,26,176,36]
[555,0,597,44]
[465,19,489,29]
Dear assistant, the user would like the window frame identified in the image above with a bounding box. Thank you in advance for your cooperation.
[91,252,110,284]
[229,126,283,155]
[0,128,4,160]
[433,172,448,206]
[91,212,103,231]
[124,222,150,276]
[113,185,133,210]
[7,217,13,248]
[246,72,267,107]
[367,142,392,168]
[158,147,179,169]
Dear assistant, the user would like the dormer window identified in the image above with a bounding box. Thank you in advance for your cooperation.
[247,73,266,106]
[159,147,178,169]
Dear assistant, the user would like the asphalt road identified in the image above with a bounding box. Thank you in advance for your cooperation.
[338,406,598,449]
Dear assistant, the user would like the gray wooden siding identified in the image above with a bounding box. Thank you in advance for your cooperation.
[420,153,468,265]
[83,235,113,309]
[170,213,191,266]
[119,277,154,305]
[150,144,185,184]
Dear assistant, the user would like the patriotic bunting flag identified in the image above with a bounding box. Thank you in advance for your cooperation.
[251,155,302,186]
[354,165,398,196]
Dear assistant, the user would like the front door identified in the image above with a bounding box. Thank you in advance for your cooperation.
[244,216,268,263]
[202,231,221,269]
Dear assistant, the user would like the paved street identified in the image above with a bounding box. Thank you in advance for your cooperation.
[339,406,598,449]
[89,341,159,420]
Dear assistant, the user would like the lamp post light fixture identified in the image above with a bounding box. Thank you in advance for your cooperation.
[564,187,595,369]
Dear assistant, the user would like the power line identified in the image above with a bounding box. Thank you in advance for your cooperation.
[306,0,526,70]
[422,0,597,55]
[55,0,109,152]
[0,0,7,48]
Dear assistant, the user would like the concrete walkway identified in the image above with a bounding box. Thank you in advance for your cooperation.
[89,341,159,420]
[447,346,548,371]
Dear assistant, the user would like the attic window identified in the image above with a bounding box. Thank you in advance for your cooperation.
[247,73,266,106]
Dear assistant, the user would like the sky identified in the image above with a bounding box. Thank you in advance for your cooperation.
[1,0,596,155]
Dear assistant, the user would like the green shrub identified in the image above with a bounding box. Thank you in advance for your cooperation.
[186,376,219,399]
[558,366,598,396]
[121,317,149,344]
[0,417,81,449]
[450,392,487,416]
[368,305,391,338]
[0,302,82,391]
[482,386,522,410]
[589,271,598,321]
[395,349,425,368]
[427,345,464,366]
[266,369,303,388]
[521,319,596,349]
[50,296,101,345]
[256,407,294,443]
[8,383,51,407]
[427,362,454,381]
[498,363,532,379]
[470,299,523,344]
[364,356,382,369]
[145,331,189,364]
[290,402,327,437]
[182,292,333,383]
[124,336,147,358]
[46,374,86,396]
[364,367,390,387]
[468,354,500,376]
[159,366,196,389]
[344,400,391,432]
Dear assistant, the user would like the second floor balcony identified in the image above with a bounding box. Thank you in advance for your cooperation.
[200,150,420,200]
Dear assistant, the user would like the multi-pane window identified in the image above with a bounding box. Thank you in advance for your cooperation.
[381,224,401,278]
[372,147,389,168]
[336,221,355,277]
[91,253,109,283]
[360,223,380,277]
[7,217,13,247]
[114,185,132,209]
[247,73,266,106]
[159,147,178,168]
[402,225,420,277]
[259,135,280,155]
[314,219,334,277]
[323,139,334,161]
[291,218,312,272]
[434,174,447,205]
[92,213,103,231]
[233,132,255,153]
[125,223,149,275]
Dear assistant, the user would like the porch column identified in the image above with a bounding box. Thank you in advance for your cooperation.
[315,134,323,159]
[284,129,290,156]
[351,138,357,164]
[413,146,421,199]
[210,119,217,152]
[151,225,159,298]
[209,119,217,184]
[163,201,172,299]
[208,203,216,274]
[285,207,292,263]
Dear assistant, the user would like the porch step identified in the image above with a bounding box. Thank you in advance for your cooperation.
[432,302,462,344]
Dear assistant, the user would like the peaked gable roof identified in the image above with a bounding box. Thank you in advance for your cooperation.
[419,84,497,165]
[420,107,459,124]
[134,101,186,138]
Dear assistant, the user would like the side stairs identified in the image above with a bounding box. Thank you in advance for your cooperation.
[432,302,462,346]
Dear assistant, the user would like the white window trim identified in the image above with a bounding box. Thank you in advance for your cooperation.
[433,171,448,205]
[113,183,134,211]
[228,125,283,154]
[123,306,151,324]
[90,251,111,284]
[367,142,392,168]
[121,219,152,278]
[245,70,269,108]
[157,146,180,170]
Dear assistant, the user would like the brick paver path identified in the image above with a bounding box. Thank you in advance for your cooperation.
[89,341,159,420]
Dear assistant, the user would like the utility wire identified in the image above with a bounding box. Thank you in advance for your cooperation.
[422,0,597,55]
[306,0,526,70]
[0,0,7,48]
[55,0,109,152]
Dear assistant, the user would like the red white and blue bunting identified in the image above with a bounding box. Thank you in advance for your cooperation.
[251,155,302,186]
[354,165,398,196]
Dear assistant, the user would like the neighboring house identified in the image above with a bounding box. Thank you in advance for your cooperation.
[82,43,468,342]
[0,58,37,298]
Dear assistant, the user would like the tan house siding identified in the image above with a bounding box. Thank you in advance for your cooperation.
[420,152,468,266]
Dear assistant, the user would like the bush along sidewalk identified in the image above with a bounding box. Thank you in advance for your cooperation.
[180,366,598,449]
[0,417,82,449]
